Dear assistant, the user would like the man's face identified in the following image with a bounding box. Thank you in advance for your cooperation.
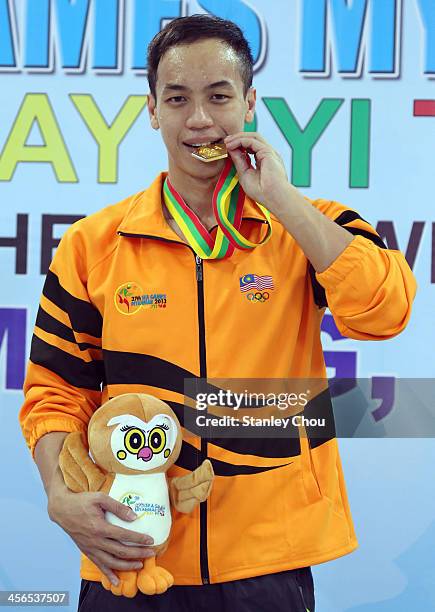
[148,38,256,180]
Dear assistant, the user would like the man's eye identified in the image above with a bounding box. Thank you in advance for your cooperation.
[211,94,229,101]
[167,96,186,103]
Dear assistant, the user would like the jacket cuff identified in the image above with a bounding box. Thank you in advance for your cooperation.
[315,235,376,292]
[28,418,87,459]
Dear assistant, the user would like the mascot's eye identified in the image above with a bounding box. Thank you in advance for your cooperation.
[148,427,166,453]
[124,428,145,453]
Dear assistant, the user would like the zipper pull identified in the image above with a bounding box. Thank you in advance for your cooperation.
[195,255,203,282]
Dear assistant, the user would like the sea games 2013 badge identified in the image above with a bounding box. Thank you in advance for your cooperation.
[115,282,167,315]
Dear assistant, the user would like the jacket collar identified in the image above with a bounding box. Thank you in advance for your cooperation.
[117,172,268,239]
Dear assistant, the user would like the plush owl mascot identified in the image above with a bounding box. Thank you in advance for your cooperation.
[59,393,214,598]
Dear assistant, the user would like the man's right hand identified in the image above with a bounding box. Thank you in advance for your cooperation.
[48,485,155,586]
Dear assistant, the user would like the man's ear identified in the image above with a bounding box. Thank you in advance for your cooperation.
[147,94,159,130]
[244,87,256,124]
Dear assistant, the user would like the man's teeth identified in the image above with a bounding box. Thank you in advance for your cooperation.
[186,141,220,147]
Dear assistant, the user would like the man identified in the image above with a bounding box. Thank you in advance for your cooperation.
[19,14,416,612]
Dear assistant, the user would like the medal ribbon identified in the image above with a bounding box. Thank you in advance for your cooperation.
[163,158,272,259]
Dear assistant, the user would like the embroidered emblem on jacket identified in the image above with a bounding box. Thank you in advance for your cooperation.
[115,282,167,314]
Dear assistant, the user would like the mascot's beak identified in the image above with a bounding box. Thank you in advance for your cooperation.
[137,447,153,461]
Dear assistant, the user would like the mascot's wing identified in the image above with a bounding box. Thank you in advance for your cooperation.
[169,459,214,514]
[59,431,106,493]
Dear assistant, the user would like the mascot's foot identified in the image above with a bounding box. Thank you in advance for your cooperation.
[101,570,138,598]
[137,556,174,595]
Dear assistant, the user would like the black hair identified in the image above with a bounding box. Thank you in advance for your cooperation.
[147,14,254,98]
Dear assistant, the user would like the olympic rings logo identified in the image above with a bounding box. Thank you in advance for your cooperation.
[247,291,270,302]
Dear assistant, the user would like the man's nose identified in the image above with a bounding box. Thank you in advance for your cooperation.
[185,103,214,129]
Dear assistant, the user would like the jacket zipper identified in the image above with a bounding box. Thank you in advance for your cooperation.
[195,254,210,584]
[117,230,211,584]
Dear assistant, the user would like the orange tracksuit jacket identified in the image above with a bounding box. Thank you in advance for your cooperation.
[19,172,416,584]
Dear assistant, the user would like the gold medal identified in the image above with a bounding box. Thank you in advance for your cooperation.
[191,143,228,163]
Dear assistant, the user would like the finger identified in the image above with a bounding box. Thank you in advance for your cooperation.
[228,147,250,175]
[87,553,120,587]
[100,566,120,587]
[225,135,267,154]
[95,549,146,572]
[103,539,156,560]
[225,132,267,144]
[100,522,154,546]
[92,495,154,544]
[95,493,138,522]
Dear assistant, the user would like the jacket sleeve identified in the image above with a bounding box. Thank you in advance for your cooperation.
[19,222,104,458]
[309,200,417,340]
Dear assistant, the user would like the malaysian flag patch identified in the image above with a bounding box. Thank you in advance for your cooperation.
[239,274,274,292]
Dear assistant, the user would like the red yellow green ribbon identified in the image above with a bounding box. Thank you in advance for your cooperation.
[162,158,272,259]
